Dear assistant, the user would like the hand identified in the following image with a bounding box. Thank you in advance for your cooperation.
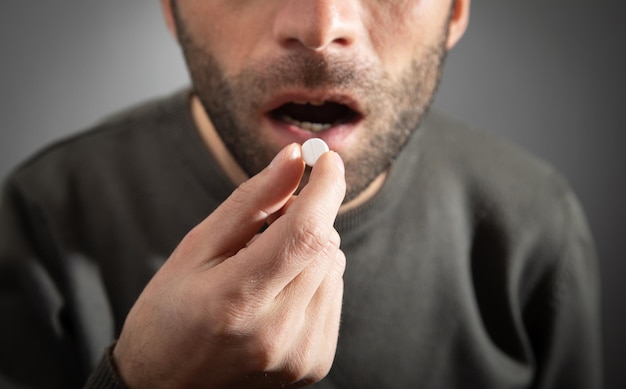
[113,143,347,388]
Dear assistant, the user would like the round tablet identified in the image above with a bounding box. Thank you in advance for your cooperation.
[302,138,330,167]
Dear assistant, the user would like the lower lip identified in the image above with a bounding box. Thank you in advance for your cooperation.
[263,115,361,151]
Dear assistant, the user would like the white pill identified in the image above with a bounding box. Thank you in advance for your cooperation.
[302,138,330,167]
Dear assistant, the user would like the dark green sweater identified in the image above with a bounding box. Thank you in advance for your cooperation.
[0,90,602,388]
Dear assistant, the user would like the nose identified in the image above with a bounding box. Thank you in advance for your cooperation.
[273,0,361,52]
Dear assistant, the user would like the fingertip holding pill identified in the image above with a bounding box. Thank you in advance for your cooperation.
[302,138,330,167]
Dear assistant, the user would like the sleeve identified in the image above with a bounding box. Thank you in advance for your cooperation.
[523,182,603,389]
[0,176,122,388]
[84,345,125,389]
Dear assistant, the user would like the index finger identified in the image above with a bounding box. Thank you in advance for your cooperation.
[231,150,346,289]
[286,150,346,230]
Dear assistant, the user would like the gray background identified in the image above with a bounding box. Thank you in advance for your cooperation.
[1,1,624,388]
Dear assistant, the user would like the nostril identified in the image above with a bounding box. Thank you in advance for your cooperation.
[281,28,354,52]
[287,25,342,52]
[331,37,351,47]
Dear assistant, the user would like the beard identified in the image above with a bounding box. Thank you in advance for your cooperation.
[173,9,449,203]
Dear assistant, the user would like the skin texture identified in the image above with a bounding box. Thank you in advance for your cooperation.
[168,0,468,203]
[113,0,469,387]
[115,146,346,388]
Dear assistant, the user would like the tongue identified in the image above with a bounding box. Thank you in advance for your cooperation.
[277,102,353,124]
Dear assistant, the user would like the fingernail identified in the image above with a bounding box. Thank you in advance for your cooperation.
[269,143,300,168]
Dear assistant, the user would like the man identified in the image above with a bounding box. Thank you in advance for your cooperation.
[0,0,602,387]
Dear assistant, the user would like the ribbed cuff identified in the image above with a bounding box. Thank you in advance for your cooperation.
[84,344,125,388]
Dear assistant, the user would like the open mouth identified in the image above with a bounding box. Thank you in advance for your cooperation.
[269,101,360,133]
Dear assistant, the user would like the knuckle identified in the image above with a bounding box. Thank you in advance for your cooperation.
[180,224,202,249]
[332,250,347,278]
[280,353,313,385]
[227,180,260,213]
[281,334,333,385]
[282,362,308,385]
[287,354,331,386]
[308,362,333,384]
[248,337,280,371]
[204,291,263,343]
[233,179,257,200]
[173,225,204,261]
[245,315,296,372]
[289,217,328,258]
[329,229,341,250]
[208,304,252,341]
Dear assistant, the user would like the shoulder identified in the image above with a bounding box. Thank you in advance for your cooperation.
[419,110,557,186]
[418,109,571,210]
[8,90,190,187]
[4,89,192,206]
[416,110,592,267]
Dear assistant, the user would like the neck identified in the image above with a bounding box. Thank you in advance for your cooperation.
[190,94,386,214]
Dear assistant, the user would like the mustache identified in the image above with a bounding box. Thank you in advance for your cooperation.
[235,52,382,92]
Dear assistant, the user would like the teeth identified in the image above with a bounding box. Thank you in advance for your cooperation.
[281,115,334,133]
[291,100,326,106]
[307,122,331,132]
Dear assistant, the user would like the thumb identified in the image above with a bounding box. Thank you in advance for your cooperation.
[178,143,305,265]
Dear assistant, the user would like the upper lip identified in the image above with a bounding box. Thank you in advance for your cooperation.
[261,89,364,118]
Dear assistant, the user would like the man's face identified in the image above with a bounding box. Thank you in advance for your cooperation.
[172,0,455,202]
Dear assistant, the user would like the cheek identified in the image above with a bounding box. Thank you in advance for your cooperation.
[181,2,277,77]
[365,0,448,72]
